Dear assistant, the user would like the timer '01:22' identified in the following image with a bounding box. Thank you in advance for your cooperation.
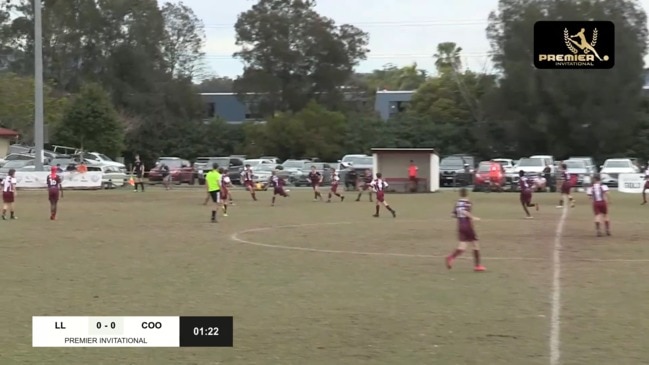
[193,327,219,336]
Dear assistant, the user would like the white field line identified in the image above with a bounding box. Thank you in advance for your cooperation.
[229,221,649,262]
[550,204,568,365]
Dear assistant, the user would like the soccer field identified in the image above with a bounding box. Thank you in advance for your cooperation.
[1,188,648,365]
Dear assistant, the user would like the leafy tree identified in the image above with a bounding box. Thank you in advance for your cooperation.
[196,77,234,92]
[486,0,648,159]
[232,0,369,115]
[160,1,206,80]
[358,63,428,91]
[0,73,68,142]
[343,113,390,153]
[53,83,123,157]
[241,101,347,160]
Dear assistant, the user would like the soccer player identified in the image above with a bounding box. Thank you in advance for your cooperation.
[241,164,257,201]
[205,163,222,223]
[132,155,145,192]
[307,166,323,201]
[408,160,418,193]
[587,175,611,237]
[642,166,649,205]
[445,188,485,272]
[371,173,396,218]
[160,162,171,190]
[46,166,63,220]
[219,167,232,216]
[269,170,288,206]
[557,163,575,208]
[356,169,374,202]
[2,168,17,220]
[518,170,539,219]
[327,168,344,203]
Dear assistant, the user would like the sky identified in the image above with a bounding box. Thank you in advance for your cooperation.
[168,0,649,78]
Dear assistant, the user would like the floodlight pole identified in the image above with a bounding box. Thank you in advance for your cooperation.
[34,0,44,169]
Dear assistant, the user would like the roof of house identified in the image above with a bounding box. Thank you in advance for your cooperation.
[0,128,19,137]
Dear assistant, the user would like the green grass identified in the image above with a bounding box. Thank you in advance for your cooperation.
[1,187,648,364]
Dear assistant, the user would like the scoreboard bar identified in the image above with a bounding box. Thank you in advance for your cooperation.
[32,316,233,347]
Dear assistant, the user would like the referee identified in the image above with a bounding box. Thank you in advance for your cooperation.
[205,163,222,223]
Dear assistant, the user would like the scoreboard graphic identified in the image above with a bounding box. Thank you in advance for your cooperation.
[32,316,233,347]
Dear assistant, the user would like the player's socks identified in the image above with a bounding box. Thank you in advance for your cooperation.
[356,193,362,201]
[9,211,15,219]
[473,250,480,266]
[271,197,276,205]
[210,210,216,222]
[139,183,145,191]
[605,221,610,235]
[386,205,396,218]
[340,195,344,202]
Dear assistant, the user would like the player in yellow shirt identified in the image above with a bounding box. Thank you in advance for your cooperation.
[204,163,222,223]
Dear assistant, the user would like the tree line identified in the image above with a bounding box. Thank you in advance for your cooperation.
[1,0,649,165]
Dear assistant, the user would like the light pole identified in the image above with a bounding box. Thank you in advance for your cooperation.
[33,0,44,169]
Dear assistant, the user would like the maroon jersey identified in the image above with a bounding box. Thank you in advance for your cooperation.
[454,198,477,241]
[561,171,571,181]
[519,176,532,191]
[242,169,253,182]
[371,178,388,192]
[308,171,321,184]
[587,183,609,202]
[46,175,61,191]
[363,175,373,185]
[453,199,472,222]
[269,175,284,188]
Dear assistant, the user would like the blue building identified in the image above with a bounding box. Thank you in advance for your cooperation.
[201,90,415,123]
[373,90,414,121]
[200,93,265,124]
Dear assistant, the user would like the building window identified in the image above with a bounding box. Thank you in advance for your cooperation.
[206,102,215,118]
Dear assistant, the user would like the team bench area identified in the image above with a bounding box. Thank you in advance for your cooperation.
[384,178,428,193]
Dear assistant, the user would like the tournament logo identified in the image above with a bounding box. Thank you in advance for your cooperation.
[15,175,22,183]
[534,21,614,69]
[90,174,101,182]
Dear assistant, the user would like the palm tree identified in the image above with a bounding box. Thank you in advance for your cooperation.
[433,42,463,74]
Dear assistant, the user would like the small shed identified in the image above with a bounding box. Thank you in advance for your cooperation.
[371,148,440,192]
[0,128,19,158]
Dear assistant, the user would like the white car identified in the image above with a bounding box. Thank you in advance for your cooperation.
[251,164,275,183]
[600,158,639,186]
[516,157,548,176]
[243,159,275,168]
[82,152,127,172]
[492,158,516,174]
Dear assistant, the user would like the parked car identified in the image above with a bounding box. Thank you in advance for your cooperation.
[195,157,244,185]
[80,152,127,172]
[600,158,639,187]
[148,157,194,185]
[291,162,334,186]
[514,157,556,191]
[530,155,556,173]
[259,156,282,164]
[439,155,476,187]
[243,159,275,168]
[339,154,370,170]
[251,164,276,184]
[473,161,506,192]
[563,159,592,186]
[339,155,373,188]
[87,165,127,188]
[491,158,517,187]
[568,156,598,174]
[0,159,33,180]
[278,159,311,179]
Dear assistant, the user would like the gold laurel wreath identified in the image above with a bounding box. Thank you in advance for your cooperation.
[564,28,578,54]
[563,28,598,54]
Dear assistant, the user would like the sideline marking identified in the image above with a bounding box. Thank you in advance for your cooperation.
[550,205,568,365]
[229,220,649,262]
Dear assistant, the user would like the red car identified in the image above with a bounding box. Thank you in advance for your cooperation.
[473,161,506,192]
[148,157,195,185]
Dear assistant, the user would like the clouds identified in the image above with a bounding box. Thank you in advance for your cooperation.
[173,0,649,77]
